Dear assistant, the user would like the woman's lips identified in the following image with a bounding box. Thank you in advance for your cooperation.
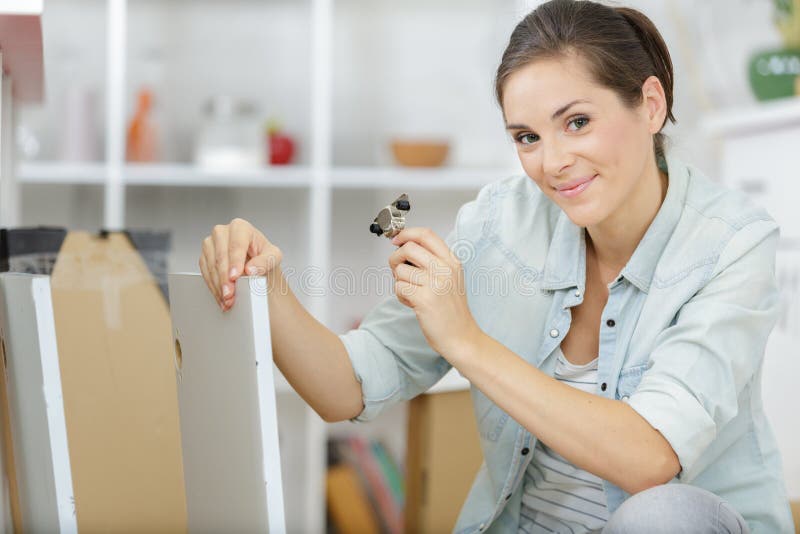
[556,174,597,199]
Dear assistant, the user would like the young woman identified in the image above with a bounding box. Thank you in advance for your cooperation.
[198,1,793,531]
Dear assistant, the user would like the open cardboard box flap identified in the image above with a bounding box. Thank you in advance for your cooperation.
[48,231,186,532]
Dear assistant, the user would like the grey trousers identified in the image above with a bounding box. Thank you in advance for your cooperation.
[602,484,750,534]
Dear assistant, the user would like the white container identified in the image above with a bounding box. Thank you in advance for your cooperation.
[193,95,265,170]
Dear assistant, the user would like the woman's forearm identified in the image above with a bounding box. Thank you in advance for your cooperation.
[449,332,680,494]
[265,265,364,422]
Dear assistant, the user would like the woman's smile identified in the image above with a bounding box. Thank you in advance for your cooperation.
[555,174,598,199]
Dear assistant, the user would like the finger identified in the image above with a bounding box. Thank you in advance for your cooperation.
[394,280,417,307]
[199,254,222,307]
[227,218,252,281]
[244,243,283,276]
[211,225,233,300]
[391,227,452,262]
[393,261,425,286]
[389,240,436,271]
[202,236,223,304]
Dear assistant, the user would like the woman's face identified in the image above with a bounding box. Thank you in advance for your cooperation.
[502,55,657,228]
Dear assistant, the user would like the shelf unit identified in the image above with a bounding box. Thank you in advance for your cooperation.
[18,161,514,190]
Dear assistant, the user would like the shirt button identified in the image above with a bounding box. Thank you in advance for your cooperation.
[479,523,485,531]
[574,290,581,297]
[622,395,630,401]
[601,382,607,391]
[549,329,559,338]
[606,319,616,328]
[521,447,530,455]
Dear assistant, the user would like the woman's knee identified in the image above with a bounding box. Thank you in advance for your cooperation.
[602,484,749,534]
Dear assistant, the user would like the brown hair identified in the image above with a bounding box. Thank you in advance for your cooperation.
[495,0,676,159]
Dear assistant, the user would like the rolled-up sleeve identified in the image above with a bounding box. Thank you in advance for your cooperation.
[339,294,453,423]
[626,218,781,481]
[339,182,495,423]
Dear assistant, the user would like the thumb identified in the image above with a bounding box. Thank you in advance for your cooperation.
[244,248,282,276]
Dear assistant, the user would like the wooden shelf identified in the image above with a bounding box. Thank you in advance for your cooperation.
[0,0,44,103]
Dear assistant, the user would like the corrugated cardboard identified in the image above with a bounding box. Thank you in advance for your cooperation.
[0,331,22,532]
[405,390,483,533]
[49,231,186,532]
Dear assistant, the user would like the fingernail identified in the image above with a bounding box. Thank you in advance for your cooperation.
[229,267,238,278]
[222,284,231,297]
[247,266,258,275]
[392,237,400,245]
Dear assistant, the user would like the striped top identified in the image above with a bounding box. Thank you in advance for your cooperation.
[518,346,609,534]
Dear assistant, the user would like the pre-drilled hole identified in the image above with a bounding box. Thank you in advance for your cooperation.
[174,338,183,371]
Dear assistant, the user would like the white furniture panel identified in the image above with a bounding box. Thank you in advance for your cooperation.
[168,273,285,533]
[0,273,76,533]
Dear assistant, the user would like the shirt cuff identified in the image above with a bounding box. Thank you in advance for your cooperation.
[338,329,402,423]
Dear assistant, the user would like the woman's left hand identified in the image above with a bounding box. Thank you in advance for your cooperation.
[389,227,483,361]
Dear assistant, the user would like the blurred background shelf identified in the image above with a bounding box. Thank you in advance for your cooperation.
[427,368,470,395]
[700,96,800,137]
[330,166,519,190]
[19,162,106,184]
[20,162,522,190]
[124,163,313,187]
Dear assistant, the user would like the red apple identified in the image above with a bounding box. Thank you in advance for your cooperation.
[266,121,296,165]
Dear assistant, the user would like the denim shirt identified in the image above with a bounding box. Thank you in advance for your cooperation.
[338,152,793,533]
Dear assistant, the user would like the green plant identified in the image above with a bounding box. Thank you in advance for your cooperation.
[774,0,800,47]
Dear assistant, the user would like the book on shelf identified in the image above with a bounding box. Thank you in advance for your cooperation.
[326,463,380,534]
[327,436,404,534]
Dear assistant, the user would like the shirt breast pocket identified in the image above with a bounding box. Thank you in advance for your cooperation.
[615,363,649,402]
[473,388,510,443]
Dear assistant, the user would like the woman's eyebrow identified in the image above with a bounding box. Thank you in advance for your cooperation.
[505,99,591,130]
[551,99,590,120]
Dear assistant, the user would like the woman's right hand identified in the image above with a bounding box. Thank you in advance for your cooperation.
[199,218,283,311]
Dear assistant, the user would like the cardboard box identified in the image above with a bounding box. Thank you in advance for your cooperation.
[791,500,800,534]
[405,389,483,533]
[1,230,186,532]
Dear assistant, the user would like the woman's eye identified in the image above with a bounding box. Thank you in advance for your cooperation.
[515,133,539,145]
[567,116,590,131]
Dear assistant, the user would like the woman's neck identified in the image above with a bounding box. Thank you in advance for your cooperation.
[586,160,668,281]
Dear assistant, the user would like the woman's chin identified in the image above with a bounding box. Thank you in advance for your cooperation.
[562,205,607,229]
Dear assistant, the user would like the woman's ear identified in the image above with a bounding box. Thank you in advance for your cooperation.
[641,75,667,135]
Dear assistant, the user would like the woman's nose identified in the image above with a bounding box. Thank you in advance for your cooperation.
[541,140,574,177]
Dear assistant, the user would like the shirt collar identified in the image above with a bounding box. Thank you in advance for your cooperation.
[540,151,688,293]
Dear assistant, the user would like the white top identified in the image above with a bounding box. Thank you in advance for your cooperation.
[519,346,609,534]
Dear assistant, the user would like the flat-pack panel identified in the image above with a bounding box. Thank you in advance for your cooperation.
[0,273,76,533]
[168,273,285,533]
